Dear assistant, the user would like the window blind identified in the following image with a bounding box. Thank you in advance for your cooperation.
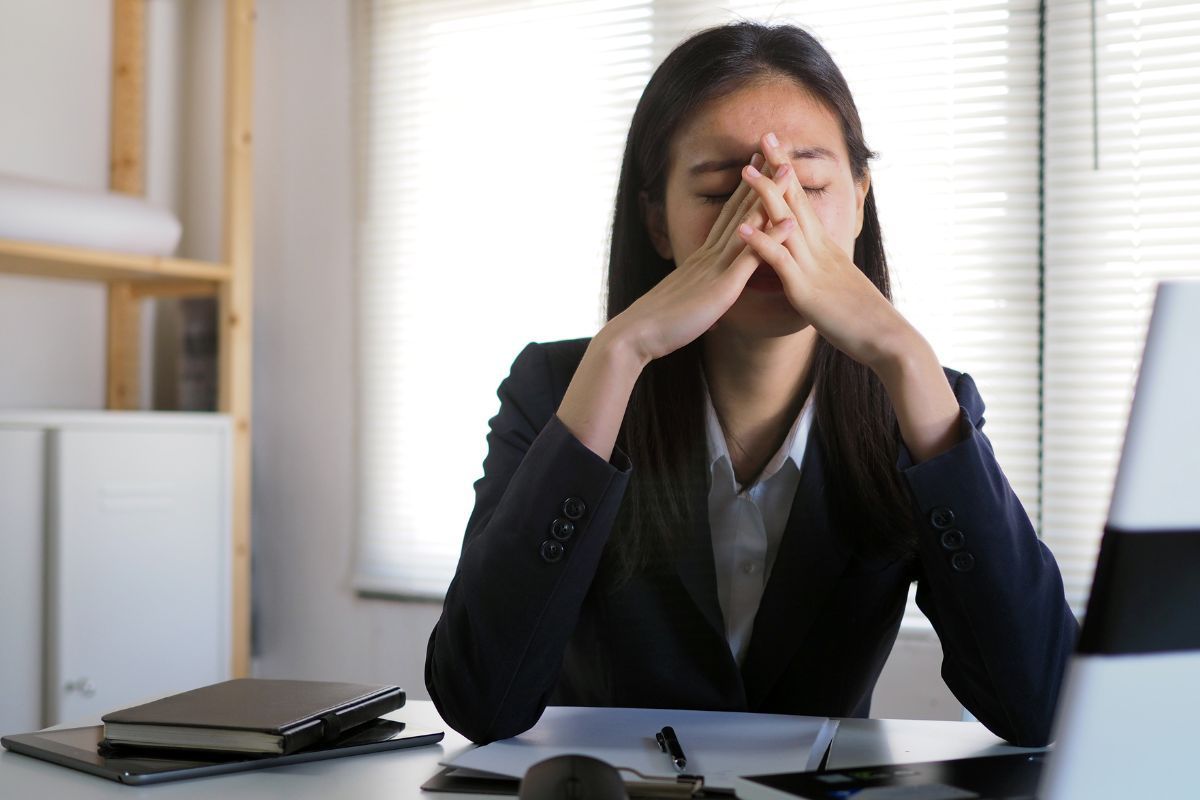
[1043,0,1200,614]
[355,0,1043,604]
[354,0,655,597]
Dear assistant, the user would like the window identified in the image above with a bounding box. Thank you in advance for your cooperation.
[1043,0,1200,611]
[354,0,654,596]
[355,0,1200,617]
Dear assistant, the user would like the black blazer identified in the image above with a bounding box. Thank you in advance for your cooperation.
[425,339,1078,746]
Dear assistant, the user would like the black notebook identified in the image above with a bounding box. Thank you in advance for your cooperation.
[100,678,405,755]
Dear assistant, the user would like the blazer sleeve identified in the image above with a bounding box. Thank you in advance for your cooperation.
[902,372,1080,747]
[425,342,633,744]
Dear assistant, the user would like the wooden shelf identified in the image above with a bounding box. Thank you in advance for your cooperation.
[10,0,255,679]
[0,237,231,287]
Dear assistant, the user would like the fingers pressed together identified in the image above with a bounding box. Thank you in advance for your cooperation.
[735,131,834,264]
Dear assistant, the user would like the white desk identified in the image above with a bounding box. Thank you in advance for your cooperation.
[0,700,1039,798]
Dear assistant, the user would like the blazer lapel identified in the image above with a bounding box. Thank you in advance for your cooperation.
[739,422,852,708]
[673,457,727,640]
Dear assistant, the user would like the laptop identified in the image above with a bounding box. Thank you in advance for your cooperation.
[1037,279,1200,799]
[738,280,1200,800]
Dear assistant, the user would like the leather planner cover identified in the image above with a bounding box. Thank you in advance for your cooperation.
[101,678,406,755]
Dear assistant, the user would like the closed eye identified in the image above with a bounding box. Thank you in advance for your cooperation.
[700,186,828,205]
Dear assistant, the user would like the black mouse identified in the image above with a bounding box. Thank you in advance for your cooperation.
[518,754,630,800]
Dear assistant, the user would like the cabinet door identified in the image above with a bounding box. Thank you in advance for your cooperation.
[0,429,45,732]
[46,426,230,724]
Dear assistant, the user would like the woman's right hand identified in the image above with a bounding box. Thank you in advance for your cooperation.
[608,155,798,365]
[556,155,794,461]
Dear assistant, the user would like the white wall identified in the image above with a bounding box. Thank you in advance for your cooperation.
[245,0,444,692]
[0,0,110,408]
[0,0,955,719]
[0,0,186,410]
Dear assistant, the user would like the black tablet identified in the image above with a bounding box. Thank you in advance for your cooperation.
[1,718,444,785]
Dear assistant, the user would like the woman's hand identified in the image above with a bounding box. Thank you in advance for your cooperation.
[609,154,797,365]
[737,131,963,462]
[734,133,912,373]
[558,153,793,461]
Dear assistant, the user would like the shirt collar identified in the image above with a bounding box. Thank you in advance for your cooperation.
[701,374,814,490]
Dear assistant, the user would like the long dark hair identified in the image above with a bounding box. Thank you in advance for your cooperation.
[604,21,916,579]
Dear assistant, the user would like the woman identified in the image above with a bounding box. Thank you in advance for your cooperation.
[424,21,1078,747]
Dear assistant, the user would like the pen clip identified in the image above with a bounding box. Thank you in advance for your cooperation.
[656,726,687,773]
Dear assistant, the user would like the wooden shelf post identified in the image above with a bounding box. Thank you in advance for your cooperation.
[220,0,256,679]
[104,0,255,678]
[107,0,147,410]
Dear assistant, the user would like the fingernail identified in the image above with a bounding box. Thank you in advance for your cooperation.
[750,153,764,169]
[738,223,754,237]
[776,163,791,179]
[765,132,779,148]
[745,164,761,179]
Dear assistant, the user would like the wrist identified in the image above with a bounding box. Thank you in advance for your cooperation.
[871,327,962,463]
[868,320,932,389]
[556,320,647,463]
[593,316,653,376]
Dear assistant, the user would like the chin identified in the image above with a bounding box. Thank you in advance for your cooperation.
[715,293,813,339]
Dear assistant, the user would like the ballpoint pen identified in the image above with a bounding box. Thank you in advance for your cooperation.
[655,725,688,771]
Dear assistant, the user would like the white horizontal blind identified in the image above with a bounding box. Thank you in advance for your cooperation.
[357,1,1043,601]
[1043,0,1200,614]
[355,0,654,596]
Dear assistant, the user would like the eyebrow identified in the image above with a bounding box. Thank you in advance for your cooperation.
[687,147,838,176]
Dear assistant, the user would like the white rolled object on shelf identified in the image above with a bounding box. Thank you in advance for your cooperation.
[0,173,182,256]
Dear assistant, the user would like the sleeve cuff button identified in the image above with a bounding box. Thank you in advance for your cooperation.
[562,497,587,520]
[951,551,976,573]
[540,539,565,563]
[930,506,956,530]
[550,518,576,541]
[940,529,965,551]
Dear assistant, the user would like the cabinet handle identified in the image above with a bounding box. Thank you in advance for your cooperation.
[64,678,97,699]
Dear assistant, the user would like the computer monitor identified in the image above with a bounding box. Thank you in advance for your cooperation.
[1040,280,1200,800]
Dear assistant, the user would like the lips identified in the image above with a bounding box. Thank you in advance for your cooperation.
[746,263,784,292]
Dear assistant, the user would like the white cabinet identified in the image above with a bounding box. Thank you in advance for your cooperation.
[0,412,231,732]
[0,429,45,733]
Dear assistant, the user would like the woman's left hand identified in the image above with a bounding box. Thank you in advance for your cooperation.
[736,132,910,374]
[739,131,963,463]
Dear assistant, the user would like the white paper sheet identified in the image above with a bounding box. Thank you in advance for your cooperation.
[441,706,838,791]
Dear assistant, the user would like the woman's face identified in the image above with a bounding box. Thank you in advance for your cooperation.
[643,77,870,337]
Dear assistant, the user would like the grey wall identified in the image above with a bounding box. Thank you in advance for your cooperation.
[245,0,443,691]
[0,0,186,410]
[0,0,112,408]
[0,0,956,720]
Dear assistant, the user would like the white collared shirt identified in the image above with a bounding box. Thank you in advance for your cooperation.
[703,379,814,666]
